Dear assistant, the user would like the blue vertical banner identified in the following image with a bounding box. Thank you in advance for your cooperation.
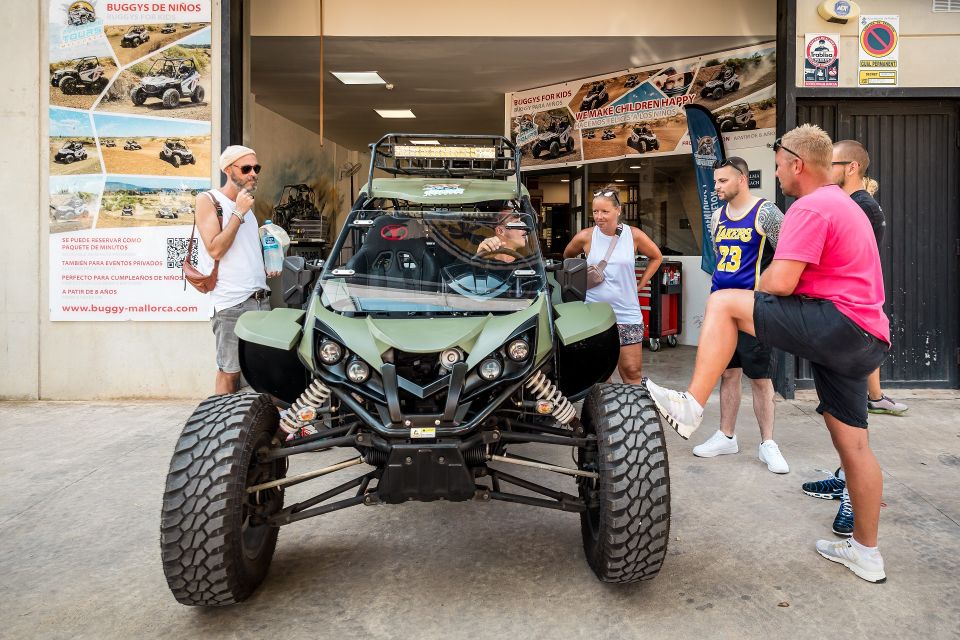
[683,104,727,275]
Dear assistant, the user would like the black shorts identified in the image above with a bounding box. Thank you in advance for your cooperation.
[727,331,772,379]
[753,292,888,429]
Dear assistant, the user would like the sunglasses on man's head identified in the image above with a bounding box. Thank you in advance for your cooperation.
[712,158,744,175]
[234,163,261,175]
[769,137,804,162]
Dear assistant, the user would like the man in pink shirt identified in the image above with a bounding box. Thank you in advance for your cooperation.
[645,124,890,583]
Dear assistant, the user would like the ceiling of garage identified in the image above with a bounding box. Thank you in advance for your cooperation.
[250,36,772,152]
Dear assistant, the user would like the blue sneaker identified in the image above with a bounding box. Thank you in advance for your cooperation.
[802,467,845,499]
[832,488,854,537]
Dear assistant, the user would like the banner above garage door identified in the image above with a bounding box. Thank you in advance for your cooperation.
[506,41,776,170]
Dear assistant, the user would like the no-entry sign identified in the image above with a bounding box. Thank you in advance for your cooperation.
[859,15,899,86]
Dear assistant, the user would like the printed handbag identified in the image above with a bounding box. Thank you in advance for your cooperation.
[586,225,623,289]
[182,191,222,293]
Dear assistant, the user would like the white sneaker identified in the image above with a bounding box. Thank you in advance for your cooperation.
[644,379,703,439]
[815,539,886,583]
[758,440,789,474]
[692,430,739,457]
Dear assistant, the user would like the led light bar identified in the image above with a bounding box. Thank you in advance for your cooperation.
[394,145,497,159]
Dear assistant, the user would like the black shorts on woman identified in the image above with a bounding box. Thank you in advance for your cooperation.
[753,291,888,429]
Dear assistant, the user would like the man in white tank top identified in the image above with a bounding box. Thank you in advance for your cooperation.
[196,145,277,394]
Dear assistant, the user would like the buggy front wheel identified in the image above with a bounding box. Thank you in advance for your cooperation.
[578,384,670,582]
[192,86,205,103]
[160,393,285,606]
[162,88,181,108]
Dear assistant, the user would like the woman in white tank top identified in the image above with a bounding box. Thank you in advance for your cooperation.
[563,185,662,384]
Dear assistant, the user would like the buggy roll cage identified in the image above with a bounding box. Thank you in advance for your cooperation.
[367,133,522,200]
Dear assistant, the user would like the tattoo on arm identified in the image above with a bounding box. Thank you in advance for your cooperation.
[758,202,783,248]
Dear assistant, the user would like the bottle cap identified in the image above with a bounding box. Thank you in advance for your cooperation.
[264,219,272,225]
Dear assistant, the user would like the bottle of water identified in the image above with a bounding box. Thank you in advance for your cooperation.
[260,219,284,273]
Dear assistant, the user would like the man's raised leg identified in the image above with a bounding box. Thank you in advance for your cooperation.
[646,289,757,438]
[688,289,757,404]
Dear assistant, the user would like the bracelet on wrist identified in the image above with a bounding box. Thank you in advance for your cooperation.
[233,211,245,223]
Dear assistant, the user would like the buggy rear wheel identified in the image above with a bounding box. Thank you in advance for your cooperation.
[578,384,670,582]
[160,393,285,606]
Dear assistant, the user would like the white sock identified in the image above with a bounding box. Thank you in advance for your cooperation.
[850,537,880,557]
[837,467,846,481]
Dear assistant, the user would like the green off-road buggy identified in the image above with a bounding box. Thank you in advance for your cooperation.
[160,134,671,606]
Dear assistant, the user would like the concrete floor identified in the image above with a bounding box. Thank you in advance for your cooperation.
[1,346,959,639]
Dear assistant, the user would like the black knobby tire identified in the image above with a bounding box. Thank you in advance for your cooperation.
[720,119,733,132]
[531,143,541,159]
[578,383,670,582]
[160,393,286,606]
[192,86,205,103]
[549,141,560,159]
[162,88,181,109]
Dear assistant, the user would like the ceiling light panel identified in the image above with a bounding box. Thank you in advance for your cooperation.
[375,109,416,118]
[331,71,386,85]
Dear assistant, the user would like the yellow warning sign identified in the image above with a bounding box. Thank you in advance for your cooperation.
[859,70,897,86]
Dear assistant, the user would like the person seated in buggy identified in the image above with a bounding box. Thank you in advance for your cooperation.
[475,202,529,263]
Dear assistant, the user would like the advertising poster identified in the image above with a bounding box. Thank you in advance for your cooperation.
[804,33,840,87]
[48,1,213,321]
[858,15,899,86]
[506,42,776,171]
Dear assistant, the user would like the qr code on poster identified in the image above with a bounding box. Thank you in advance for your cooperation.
[167,237,197,269]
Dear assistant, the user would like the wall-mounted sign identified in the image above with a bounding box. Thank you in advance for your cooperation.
[748,170,762,189]
[506,42,777,171]
[858,15,899,86]
[804,33,840,87]
[47,1,214,321]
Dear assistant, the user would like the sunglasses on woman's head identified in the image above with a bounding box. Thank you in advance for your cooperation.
[593,189,620,204]
[769,137,804,162]
[235,163,262,175]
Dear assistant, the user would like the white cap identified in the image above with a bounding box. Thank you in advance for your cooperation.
[219,145,256,172]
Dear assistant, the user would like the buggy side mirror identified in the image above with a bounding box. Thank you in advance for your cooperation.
[559,258,588,302]
[281,256,323,309]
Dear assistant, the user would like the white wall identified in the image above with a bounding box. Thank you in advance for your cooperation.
[795,0,960,87]
[252,0,774,37]
[0,2,41,399]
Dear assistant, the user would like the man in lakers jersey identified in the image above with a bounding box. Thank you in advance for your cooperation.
[691,156,788,474]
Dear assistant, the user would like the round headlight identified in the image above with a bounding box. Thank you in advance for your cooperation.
[478,358,503,381]
[346,359,371,383]
[440,347,465,369]
[319,339,344,365]
[507,338,530,361]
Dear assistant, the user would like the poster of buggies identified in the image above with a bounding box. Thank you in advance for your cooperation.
[507,42,777,170]
[48,1,213,321]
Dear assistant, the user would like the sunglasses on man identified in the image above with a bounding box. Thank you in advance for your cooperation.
[233,163,262,175]
[712,158,744,175]
[769,137,804,163]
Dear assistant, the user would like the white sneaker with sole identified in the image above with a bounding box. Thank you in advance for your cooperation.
[815,539,886,583]
[644,379,703,439]
[692,430,739,457]
[758,440,789,474]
